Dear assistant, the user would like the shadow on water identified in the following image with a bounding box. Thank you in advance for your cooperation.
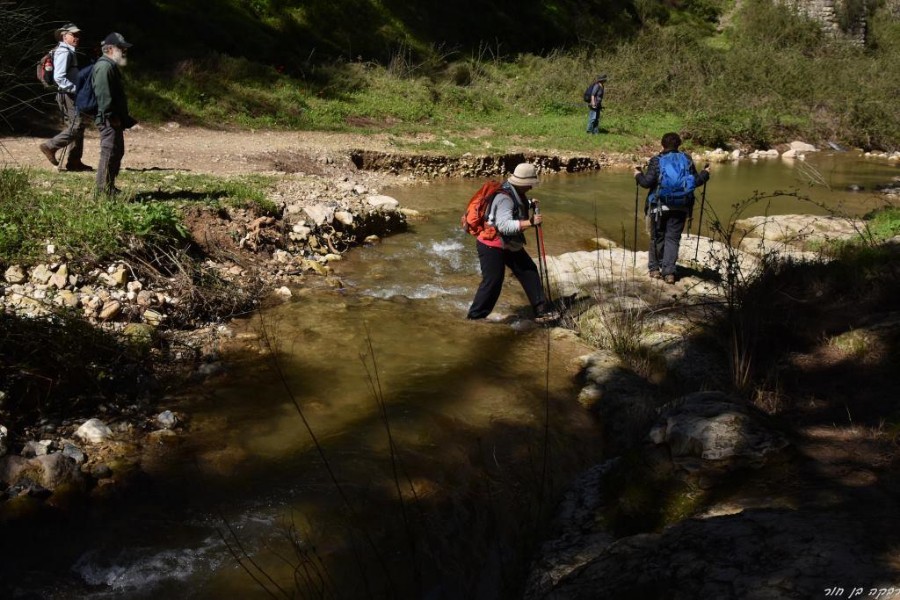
[2,152,897,598]
[0,290,602,599]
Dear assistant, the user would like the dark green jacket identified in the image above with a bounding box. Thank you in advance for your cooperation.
[92,56,130,125]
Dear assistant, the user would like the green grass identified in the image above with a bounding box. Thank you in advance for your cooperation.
[864,206,900,241]
[117,2,899,155]
[0,168,278,265]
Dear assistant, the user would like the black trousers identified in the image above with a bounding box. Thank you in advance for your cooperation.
[648,209,688,276]
[467,241,546,319]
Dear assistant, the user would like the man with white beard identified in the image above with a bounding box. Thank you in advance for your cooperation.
[93,32,136,196]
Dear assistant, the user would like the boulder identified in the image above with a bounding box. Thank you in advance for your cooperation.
[0,452,84,491]
[53,289,80,308]
[30,264,53,285]
[526,508,892,600]
[74,418,113,444]
[4,265,26,284]
[102,266,129,287]
[48,264,69,289]
[649,391,789,469]
[156,410,178,429]
[641,329,730,391]
[789,141,817,152]
[22,440,52,458]
[34,453,84,489]
[61,442,86,465]
[366,195,400,210]
[576,351,658,451]
[99,300,122,320]
[303,204,334,226]
[143,309,165,326]
[334,210,354,226]
[524,460,619,598]
[735,214,864,249]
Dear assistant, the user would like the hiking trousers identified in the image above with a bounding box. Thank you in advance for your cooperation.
[467,241,546,319]
[46,93,86,166]
[586,107,602,134]
[95,119,125,196]
[648,208,688,276]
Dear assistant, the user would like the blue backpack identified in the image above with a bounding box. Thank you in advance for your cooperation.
[652,152,696,208]
[74,63,97,115]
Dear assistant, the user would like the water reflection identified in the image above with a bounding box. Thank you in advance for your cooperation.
[378,151,896,259]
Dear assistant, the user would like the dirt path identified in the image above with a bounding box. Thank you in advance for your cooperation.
[0,125,408,176]
[2,124,628,179]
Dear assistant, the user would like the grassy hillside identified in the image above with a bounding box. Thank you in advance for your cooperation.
[7,0,900,151]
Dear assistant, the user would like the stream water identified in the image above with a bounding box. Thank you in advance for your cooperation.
[3,152,896,599]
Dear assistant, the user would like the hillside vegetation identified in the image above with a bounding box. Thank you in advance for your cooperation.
[6,0,900,151]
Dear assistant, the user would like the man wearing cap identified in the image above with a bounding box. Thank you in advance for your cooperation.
[38,23,91,171]
[586,74,607,135]
[93,32,136,196]
[467,163,557,321]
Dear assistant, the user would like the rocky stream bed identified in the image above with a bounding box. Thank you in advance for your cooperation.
[1,127,899,598]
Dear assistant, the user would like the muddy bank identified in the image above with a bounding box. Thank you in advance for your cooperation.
[349,149,611,178]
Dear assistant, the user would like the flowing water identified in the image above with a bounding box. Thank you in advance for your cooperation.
[3,152,896,599]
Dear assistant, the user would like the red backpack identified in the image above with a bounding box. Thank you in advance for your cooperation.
[460,180,504,240]
[36,48,56,88]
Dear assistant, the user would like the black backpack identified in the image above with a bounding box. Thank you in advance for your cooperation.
[74,62,97,115]
[582,83,593,103]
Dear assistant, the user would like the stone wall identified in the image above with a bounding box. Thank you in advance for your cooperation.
[781,0,868,44]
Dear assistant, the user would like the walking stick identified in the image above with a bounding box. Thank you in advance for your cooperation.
[533,204,554,307]
[633,180,639,267]
[693,172,709,262]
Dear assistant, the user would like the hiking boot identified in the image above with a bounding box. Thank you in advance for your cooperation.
[39,143,58,166]
[648,270,662,279]
[664,274,676,284]
[64,161,93,172]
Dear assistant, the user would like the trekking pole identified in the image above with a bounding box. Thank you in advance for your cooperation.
[533,203,554,307]
[632,179,639,267]
[693,166,709,262]
[649,207,660,277]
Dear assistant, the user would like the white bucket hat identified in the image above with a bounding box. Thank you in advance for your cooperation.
[508,163,539,187]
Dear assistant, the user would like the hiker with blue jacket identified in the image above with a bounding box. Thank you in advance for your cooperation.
[467,163,557,322]
[38,23,91,172]
[634,132,710,284]
[93,32,136,197]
